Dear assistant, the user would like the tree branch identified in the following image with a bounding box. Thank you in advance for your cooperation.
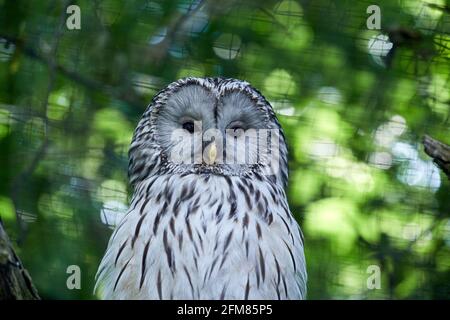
[145,0,208,64]
[423,134,450,179]
[0,219,39,300]
[0,33,142,109]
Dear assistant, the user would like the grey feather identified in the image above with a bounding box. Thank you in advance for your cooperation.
[95,77,306,300]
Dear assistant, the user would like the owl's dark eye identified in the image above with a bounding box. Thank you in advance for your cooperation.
[227,121,245,133]
[182,121,195,133]
[229,125,243,132]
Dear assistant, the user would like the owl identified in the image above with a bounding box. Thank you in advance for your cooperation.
[95,77,307,299]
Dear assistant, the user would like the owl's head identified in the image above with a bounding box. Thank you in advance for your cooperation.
[128,77,288,189]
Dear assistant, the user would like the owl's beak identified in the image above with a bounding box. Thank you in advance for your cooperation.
[205,141,217,165]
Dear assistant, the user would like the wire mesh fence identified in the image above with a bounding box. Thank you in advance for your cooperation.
[0,0,449,299]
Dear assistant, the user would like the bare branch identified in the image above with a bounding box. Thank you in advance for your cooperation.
[423,134,450,179]
[0,33,142,109]
[146,0,208,64]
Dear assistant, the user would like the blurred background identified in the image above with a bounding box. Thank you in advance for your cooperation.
[0,0,449,299]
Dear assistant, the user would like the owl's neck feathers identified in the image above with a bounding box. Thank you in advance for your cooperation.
[129,172,289,224]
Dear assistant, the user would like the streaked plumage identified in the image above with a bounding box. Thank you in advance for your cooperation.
[95,77,307,299]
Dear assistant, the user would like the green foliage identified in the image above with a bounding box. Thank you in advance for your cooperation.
[0,0,449,299]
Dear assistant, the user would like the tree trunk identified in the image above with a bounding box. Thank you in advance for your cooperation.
[0,219,40,300]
